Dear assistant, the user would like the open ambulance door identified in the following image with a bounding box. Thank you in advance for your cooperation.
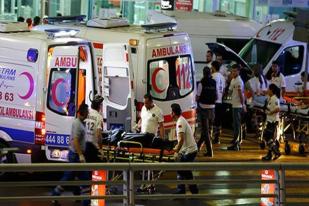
[102,43,136,131]
[45,45,92,161]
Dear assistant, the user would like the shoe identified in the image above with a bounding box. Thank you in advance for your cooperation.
[227,143,240,151]
[203,152,213,157]
[262,151,273,161]
[51,186,64,196]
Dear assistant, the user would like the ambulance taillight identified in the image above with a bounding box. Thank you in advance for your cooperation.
[35,112,46,145]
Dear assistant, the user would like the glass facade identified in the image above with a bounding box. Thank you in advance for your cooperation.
[0,0,41,21]
[0,0,308,23]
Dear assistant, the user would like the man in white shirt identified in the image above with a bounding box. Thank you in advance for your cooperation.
[85,95,104,162]
[270,60,286,98]
[171,103,198,194]
[205,50,213,68]
[211,61,226,144]
[262,84,281,161]
[227,64,245,151]
[138,94,164,138]
[216,53,229,81]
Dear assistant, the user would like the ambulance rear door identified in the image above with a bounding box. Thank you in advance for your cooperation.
[102,43,135,131]
[45,44,93,161]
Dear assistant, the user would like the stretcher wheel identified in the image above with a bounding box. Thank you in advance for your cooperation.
[299,145,305,155]
[259,141,266,150]
[285,143,291,155]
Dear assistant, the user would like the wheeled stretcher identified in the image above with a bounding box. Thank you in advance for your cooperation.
[248,95,309,154]
[100,131,177,194]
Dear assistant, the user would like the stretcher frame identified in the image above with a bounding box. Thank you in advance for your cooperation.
[100,140,175,195]
[250,101,309,155]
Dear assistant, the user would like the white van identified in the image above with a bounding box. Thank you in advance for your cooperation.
[36,18,196,140]
[207,18,308,95]
[239,19,308,95]
[162,10,262,80]
[0,22,97,162]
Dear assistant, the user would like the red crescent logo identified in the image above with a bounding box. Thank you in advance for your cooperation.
[18,72,34,100]
[151,67,166,94]
[51,78,70,107]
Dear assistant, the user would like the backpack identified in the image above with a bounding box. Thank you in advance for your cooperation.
[199,78,217,105]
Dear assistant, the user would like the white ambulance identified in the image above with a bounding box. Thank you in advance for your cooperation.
[35,18,196,140]
[238,19,308,95]
[0,22,97,163]
[207,18,308,95]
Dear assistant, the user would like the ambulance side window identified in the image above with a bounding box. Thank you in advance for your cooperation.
[277,46,304,76]
[148,55,194,101]
[104,66,129,106]
[149,60,170,100]
[47,68,77,116]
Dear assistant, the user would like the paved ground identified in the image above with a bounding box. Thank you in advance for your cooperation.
[0,130,308,206]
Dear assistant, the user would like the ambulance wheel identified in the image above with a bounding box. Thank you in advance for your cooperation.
[285,143,291,155]
[299,145,305,155]
[259,141,266,150]
[0,141,16,176]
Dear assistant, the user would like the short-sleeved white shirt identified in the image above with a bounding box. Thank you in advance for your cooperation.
[229,76,244,108]
[271,73,286,89]
[219,65,229,80]
[85,109,103,148]
[176,116,198,155]
[266,95,280,123]
[141,104,164,135]
[212,72,226,103]
[248,77,267,95]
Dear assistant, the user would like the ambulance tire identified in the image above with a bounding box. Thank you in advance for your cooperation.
[0,141,16,176]
[0,141,16,163]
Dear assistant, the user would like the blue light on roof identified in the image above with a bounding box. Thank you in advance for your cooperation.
[27,48,38,63]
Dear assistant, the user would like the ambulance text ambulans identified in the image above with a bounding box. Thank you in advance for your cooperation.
[0,22,97,163]
[36,17,196,140]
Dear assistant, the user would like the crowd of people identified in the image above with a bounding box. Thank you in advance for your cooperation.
[48,47,308,204]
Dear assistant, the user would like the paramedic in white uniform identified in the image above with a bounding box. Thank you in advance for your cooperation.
[138,94,164,138]
[171,103,198,194]
[85,95,104,162]
[261,84,281,161]
[270,60,286,98]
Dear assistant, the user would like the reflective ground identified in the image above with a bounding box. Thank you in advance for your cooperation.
[0,130,308,206]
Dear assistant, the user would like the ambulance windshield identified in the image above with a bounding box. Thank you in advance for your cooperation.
[148,55,194,101]
[239,39,281,69]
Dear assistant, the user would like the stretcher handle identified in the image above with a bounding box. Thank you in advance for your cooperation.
[117,140,143,153]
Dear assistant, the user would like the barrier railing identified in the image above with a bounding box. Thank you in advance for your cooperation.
[0,162,309,206]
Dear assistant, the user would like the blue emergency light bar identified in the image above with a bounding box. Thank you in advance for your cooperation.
[44,29,80,39]
[44,15,86,24]
[142,22,177,33]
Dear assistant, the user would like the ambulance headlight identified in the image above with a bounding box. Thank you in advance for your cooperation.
[27,48,38,63]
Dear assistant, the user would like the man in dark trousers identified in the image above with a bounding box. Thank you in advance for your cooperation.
[172,103,198,194]
[52,104,90,206]
[196,66,217,157]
